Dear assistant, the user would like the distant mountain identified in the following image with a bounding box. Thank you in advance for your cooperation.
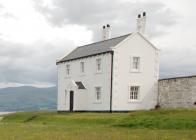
[0,86,57,112]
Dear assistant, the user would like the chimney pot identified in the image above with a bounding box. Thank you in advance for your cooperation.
[143,12,146,17]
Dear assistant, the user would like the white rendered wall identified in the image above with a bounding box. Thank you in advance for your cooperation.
[112,33,159,111]
[57,53,112,111]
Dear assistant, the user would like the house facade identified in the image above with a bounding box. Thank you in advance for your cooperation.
[56,12,159,112]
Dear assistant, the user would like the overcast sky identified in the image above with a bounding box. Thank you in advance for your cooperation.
[0,0,196,88]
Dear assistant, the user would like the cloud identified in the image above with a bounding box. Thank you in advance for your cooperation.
[0,0,193,88]
[0,0,93,87]
[0,39,73,85]
[33,0,178,40]
[0,3,17,19]
[160,46,196,78]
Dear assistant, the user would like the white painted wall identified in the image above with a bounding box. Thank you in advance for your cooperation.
[57,53,112,111]
[112,33,159,111]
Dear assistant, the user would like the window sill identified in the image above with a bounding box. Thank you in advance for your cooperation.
[127,100,141,103]
[79,73,85,77]
[65,76,71,79]
[130,70,141,73]
[93,101,102,104]
[94,71,102,75]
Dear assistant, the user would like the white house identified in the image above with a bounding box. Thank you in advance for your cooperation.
[56,12,159,112]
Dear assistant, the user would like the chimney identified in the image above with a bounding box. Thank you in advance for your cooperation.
[106,24,111,39]
[136,12,146,34]
[102,24,111,40]
[102,25,106,40]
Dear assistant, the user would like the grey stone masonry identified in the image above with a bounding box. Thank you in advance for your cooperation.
[158,76,196,108]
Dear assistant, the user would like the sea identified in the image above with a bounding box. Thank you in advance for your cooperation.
[0,112,15,116]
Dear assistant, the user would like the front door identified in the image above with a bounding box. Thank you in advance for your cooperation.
[69,91,74,111]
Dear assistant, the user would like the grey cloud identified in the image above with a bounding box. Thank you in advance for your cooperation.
[0,4,17,19]
[0,0,186,87]
[160,46,196,79]
[0,39,74,84]
[33,0,179,41]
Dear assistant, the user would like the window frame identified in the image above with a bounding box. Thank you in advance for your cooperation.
[80,61,85,73]
[130,56,141,73]
[96,58,102,72]
[128,85,140,102]
[66,64,71,76]
[64,90,67,105]
[95,86,102,102]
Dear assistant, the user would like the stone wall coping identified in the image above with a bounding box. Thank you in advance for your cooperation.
[159,75,196,81]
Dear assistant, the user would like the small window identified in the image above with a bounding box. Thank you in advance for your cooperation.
[132,57,140,70]
[66,64,70,75]
[80,62,84,73]
[131,57,140,72]
[129,86,139,100]
[95,87,101,101]
[96,59,101,71]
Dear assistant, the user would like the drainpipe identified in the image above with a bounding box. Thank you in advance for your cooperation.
[110,51,114,112]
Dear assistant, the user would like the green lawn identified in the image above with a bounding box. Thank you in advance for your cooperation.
[0,109,196,140]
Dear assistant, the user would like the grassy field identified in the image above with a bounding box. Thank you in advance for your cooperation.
[0,109,196,140]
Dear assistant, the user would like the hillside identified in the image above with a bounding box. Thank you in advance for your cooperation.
[0,109,196,140]
[0,86,57,112]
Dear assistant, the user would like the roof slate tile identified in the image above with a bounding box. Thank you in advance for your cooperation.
[58,33,131,63]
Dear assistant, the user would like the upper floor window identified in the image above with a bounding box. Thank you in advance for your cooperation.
[131,56,140,72]
[66,64,70,76]
[129,86,139,100]
[80,62,84,73]
[95,87,101,101]
[96,58,101,71]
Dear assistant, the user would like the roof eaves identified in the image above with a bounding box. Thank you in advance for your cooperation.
[56,50,113,64]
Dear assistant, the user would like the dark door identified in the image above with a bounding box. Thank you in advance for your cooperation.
[70,91,74,111]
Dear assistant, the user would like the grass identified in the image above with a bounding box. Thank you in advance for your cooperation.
[0,109,196,140]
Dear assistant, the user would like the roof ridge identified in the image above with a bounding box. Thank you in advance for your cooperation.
[77,33,131,49]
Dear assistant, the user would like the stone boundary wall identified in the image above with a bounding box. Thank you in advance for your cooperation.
[158,76,196,108]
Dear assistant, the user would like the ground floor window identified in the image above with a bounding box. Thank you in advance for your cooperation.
[95,87,101,101]
[129,86,139,100]
[64,90,67,104]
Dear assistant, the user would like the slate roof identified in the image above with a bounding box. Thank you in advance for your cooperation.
[57,33,131,63]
